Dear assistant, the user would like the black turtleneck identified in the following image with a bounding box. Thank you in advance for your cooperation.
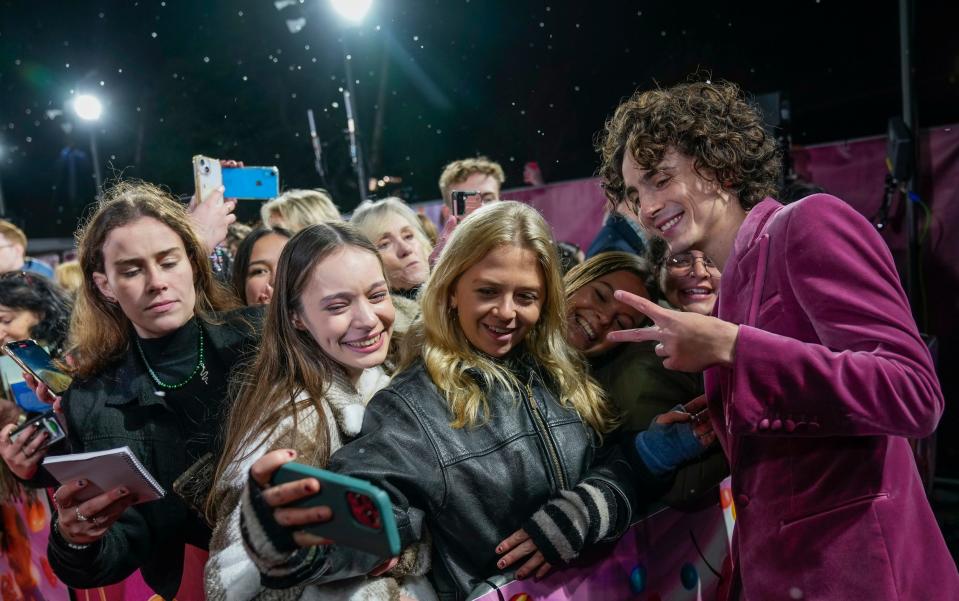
[135,317,227,463]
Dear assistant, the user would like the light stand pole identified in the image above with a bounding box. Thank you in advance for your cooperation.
[73,94,104,197]
[329,0,373,204]
[342,57,367,202]
[0,146,6,217]
[88,130,103,195]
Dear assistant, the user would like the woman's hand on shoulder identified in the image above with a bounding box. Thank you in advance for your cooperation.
[250,449,334,548]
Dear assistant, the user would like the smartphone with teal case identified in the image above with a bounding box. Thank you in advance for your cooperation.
[271,462,400,558]
[222,165,279,199]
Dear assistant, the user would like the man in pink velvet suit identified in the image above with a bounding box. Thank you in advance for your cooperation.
[598,80,959,600]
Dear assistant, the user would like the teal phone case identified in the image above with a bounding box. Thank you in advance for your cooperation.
[271,462,400,558]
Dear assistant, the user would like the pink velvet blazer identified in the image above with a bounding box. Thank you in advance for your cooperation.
[705,195,958,600]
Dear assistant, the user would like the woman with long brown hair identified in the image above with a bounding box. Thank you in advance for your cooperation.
[26,181,260,599]
[205,221,433,600]
[238,202,665,600]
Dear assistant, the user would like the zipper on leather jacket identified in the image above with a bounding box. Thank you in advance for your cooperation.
[525,376,568,491]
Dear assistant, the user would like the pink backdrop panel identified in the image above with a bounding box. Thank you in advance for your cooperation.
[474,497,728,601]
[502,178,609,251]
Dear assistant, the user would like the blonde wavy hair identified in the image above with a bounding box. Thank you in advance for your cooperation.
[401,201,614,434]
[70,181,238,378]
[260,188,341,232]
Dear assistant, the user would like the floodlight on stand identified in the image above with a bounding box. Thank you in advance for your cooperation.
[330,0,372,24]
[73,94,103,121]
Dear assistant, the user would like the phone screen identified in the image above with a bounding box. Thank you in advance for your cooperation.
[4,341,72,394]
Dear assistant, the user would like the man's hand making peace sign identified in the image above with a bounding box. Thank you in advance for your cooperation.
[607,290,741,373]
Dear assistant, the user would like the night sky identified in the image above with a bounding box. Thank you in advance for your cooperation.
[1,0,957,238]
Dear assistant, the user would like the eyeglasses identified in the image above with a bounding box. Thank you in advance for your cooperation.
[666,253,720,274]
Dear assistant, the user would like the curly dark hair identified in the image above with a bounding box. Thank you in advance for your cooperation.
[0,272,73,356]
[597,79,781,212]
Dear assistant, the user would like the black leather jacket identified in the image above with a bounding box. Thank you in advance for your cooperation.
[291,359,663,601]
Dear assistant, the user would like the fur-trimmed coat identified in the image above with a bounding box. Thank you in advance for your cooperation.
[204,367,436,601]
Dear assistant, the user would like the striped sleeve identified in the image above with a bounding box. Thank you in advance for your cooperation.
[522,480,619,565]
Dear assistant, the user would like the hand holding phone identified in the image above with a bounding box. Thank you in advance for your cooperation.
[449,190,484,218]
[0,412,65,479]
[251,450,400,558]
[193,155,280,200]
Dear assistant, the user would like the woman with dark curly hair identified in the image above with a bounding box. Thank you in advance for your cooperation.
[0,272,73,498]
[597,79,957,600]
[0,272,72,353]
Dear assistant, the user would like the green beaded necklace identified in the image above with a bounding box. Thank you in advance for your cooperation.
[135,327,209,389]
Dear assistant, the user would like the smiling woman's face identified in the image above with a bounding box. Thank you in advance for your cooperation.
[293,246,395,380]
[566,270,648,357]
[450,244,545,358]
[662,250,720,315]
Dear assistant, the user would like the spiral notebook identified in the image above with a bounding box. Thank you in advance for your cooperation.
[43,446,165,504]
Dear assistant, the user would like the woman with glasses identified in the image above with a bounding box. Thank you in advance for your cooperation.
[658,247,721,316]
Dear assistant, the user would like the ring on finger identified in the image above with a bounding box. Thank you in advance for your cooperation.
[22,448,33,458]
[75,506,89,522]
[91,515,100,526]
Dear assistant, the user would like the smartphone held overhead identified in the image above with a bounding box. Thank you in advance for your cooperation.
[193,155,280,200]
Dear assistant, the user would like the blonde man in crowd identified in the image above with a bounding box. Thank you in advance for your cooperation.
[438,156,504,205]
[431,156,506,263]
[260,188,341,233]
[0,220,54,278]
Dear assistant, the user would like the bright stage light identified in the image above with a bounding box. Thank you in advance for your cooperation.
[330,0,372,24]
[73,94,103,121]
